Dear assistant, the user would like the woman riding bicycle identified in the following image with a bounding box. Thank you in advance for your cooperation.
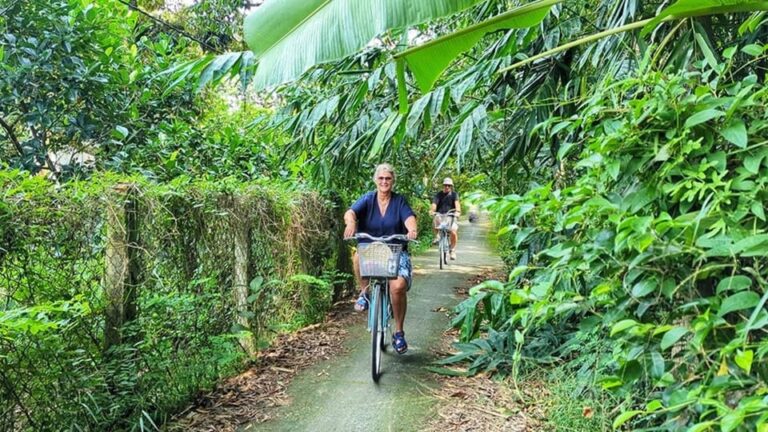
[343,163,418,354]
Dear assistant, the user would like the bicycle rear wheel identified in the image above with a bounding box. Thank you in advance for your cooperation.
[371,283,384,382]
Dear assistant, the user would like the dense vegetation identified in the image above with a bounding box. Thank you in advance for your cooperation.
[2,0,767,430]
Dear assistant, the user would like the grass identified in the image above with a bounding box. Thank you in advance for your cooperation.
[523,365,615,432]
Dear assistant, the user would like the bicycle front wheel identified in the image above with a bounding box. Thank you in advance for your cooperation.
[371,283,384,382]
[438,233,444,269]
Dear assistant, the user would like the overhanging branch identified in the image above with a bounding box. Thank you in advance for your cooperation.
[0,116,24,157]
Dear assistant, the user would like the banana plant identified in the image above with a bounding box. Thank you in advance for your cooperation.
[242,0,485,90]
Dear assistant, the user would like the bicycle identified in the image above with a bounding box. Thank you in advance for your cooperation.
[433,210,457,269]
[347,232,410,383]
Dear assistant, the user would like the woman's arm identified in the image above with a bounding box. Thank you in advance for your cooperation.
[343,209,357,238]
[404,215,418,240]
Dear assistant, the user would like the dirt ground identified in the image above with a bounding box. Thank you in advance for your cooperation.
[169,269,544,432]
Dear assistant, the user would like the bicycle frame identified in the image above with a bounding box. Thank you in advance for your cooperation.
[345,232,409,383]
[434,211,456,269]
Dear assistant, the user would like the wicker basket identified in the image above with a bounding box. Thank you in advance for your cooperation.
[358,242,402,277]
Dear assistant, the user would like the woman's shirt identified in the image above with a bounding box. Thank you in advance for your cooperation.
[350,191,416,250]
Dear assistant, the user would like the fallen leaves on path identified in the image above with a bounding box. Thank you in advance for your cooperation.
[424,328,547,432]
[424,268,547,432]
[168,304,358,432]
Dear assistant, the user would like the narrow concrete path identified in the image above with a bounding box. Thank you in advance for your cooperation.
[243,221,502,432]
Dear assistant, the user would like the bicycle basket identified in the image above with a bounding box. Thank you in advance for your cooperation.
[436,214,454,229]
[358,242,402,277]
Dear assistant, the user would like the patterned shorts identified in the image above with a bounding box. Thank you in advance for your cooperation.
[397,251,413,291]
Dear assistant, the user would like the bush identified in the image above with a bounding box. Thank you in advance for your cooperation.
[450,59,768,430]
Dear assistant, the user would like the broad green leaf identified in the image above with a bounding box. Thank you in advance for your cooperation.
[660,326,688,351]
[752,201,766,221]
[611,319,638,336]
[721,410,745,432]
[716,275,752,294]
[734,349,754,374]
[613,410,643,430]
[742,43,764,56]
[646,399,663,413]
[718,291,760,317]
[684,109,724,128]
[396,0,558,92]
[733,234,768,257]
[643,1,768,36]
[720,119,748,148]
[632,279,658,298]
[243,0,485,89]
[744,152,765,174]
[509,265,529,279]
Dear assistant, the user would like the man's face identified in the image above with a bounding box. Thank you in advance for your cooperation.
[443,184,452,192]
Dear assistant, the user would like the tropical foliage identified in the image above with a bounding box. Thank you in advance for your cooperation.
[3,0,768,430]
[446,13,768,431]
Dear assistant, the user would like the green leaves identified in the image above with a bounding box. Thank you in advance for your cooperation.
[684,108,724,128]
[720,118,748,148]
[718,291,760,317]
[395,0,559,93]
[643,0,768,35]
[613,410,643,429]
[734,349,754,373]
[611,319,638,336]
[243,0,484,89]
[660,327,688,351]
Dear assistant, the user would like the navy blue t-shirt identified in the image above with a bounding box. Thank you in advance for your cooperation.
[350,191,416,250]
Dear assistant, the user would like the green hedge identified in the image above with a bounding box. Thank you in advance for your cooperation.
[0,172,347,430]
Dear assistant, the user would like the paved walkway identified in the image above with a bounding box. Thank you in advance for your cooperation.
[244,220,502,432]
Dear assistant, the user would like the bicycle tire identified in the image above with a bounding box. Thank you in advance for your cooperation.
[438,233,444,269]
[381,296,391,351]
[371,283,383,382]
[441,232,449,269]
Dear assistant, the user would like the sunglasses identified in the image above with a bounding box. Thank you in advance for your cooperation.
[377,176,393,182]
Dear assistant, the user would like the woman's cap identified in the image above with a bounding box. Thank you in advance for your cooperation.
[443,177,454,186]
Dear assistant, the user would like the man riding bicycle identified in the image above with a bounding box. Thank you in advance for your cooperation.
[430,177,461,260]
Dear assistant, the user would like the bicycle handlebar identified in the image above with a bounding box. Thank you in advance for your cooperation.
[434,210,458,216]
[344,233,414,242]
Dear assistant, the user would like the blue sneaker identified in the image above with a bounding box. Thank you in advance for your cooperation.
[354,292,369,312]
[392,331,408,354]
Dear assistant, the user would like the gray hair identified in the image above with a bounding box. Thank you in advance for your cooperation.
[372,163,396,182]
